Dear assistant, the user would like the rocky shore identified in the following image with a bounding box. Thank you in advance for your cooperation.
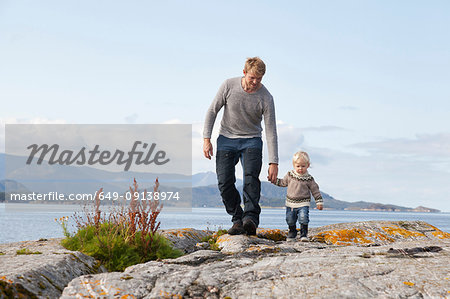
[1,221,449,298]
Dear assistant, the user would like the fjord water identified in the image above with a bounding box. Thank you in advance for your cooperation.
[1,203,449,244]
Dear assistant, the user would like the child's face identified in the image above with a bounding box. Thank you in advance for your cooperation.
[293,159,309,175]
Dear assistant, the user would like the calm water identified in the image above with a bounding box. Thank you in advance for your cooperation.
[1,203,449,244]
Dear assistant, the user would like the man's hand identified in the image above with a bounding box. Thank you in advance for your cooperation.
[317,204,323,210]
[267,163,278,184]
[203,138,213,160]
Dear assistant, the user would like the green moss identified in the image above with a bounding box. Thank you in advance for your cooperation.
[0,279,38,299]
[38,282,46,290]
[40,274,62,292]
[202,229,228,251]
[16,248,42,255]
[120,275,133,280]
[0,252,5,256]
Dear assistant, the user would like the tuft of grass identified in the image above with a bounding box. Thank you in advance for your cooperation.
[16,248,42,255]
[59,178,183,272]
[0,252,5,256]
[201,229,228,251]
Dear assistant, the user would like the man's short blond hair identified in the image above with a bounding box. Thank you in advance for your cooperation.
[244,57,266,76]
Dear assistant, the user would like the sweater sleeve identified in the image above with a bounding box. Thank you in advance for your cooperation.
[308,178,323,205]
[275,172,289,187]
[263,96,279,164]
[203,80,228,139]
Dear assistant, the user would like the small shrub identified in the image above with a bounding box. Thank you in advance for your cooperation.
[62,224,182,271]
[59,178,183,272]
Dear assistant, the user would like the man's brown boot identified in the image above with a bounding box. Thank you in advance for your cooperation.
[228,222,245,235]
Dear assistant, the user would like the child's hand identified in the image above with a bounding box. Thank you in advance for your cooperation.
[317,204,323,210]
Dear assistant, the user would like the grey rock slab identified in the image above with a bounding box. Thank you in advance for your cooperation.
[160,228,210,253]
[61,222,450,298]
[216,234,277,254]
[0,238,105,299]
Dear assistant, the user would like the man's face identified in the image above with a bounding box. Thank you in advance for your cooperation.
[243,70,263,92]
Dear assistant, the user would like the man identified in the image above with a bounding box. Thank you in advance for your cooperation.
[203,57,279,235]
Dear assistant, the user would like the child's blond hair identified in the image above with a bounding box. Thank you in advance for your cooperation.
[293,151,310,164]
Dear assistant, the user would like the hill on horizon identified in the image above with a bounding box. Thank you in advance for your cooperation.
[0,159,440,212]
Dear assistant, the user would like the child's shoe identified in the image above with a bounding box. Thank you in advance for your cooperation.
[287,225,297,241]
[300,224,308,242]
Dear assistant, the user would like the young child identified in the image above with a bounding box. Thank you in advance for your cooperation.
[274,151,323,241]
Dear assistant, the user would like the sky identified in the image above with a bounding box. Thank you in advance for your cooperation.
[1,1,449,211]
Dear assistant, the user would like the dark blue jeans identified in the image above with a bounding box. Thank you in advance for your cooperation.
[216,135,263,226]
[286,206,310,226]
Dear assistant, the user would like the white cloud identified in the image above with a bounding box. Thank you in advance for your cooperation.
[301,126,349,132]
[353,133,450,158]
[124,113,138,124]
[0,117,67,153]
[162,119,183,124]
[311,148,450,212]
[339,105,359,111]
[190,121,450,212]
[0,117,67,125]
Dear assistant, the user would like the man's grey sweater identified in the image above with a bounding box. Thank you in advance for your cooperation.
[203,77,279,164]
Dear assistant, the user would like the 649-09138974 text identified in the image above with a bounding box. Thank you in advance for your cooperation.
[7,191,180,201]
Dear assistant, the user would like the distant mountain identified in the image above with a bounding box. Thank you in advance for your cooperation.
[192,171,242,187]
[0,153,440,212]
[0,180,30,193]
[0,153,4,180]
[192,172,217,187]
[0,179,30,202]
[192,181,340,209]
[0,153,190,195]
[191,182,440,212]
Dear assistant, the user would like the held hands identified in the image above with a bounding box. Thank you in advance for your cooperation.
[203,138,213,160]
[267,163,278,184]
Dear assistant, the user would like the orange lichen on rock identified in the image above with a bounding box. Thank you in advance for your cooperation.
[381,226,425,239]
[77,279,123,298]
[423,223,450,239]
[164,228,208,239]
[246,245,280,253]
[257,228,287,242]
[160,290,183,299]
[431,230,450,239]
[0,276,13,284]
[313,228,394,246]
[176,228,199,238]
[215,235,233,245]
